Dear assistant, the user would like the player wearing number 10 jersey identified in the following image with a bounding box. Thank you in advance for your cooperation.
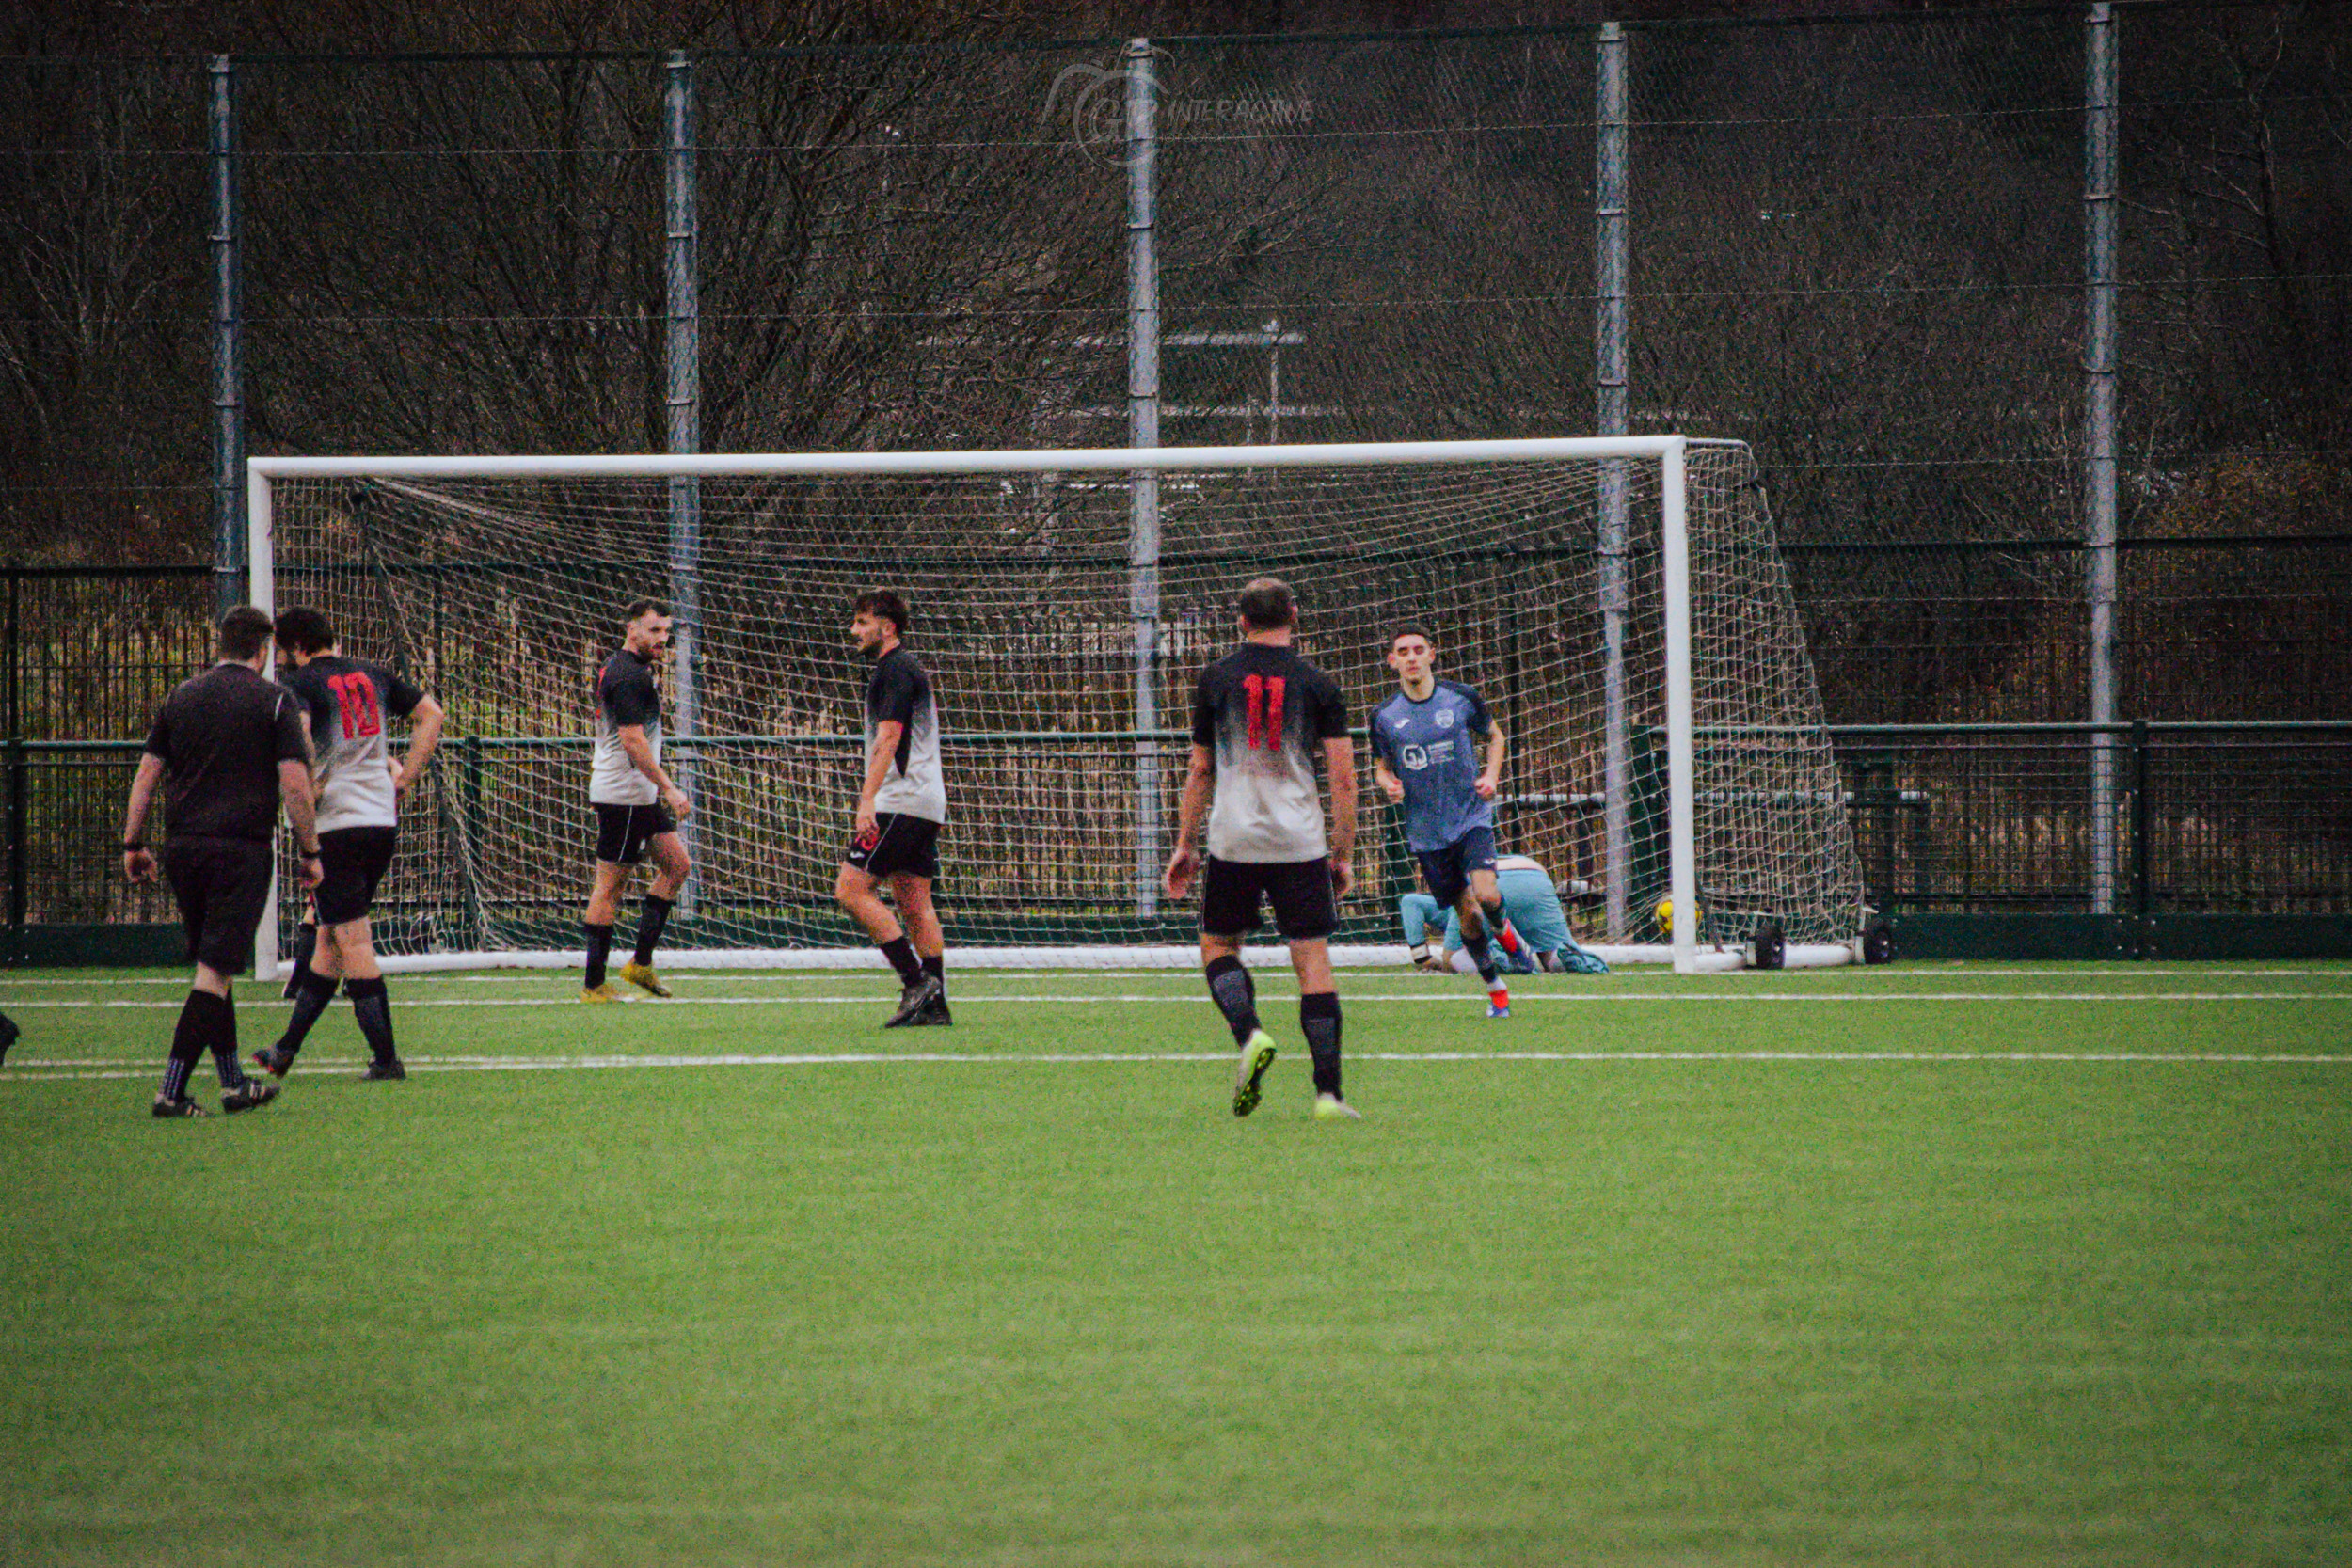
[1164,577,1360,1122]
[256,607,443,1081]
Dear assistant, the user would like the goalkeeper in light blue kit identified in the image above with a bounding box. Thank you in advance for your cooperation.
[1370,626,1534,1017]
[1399,853,1608,975]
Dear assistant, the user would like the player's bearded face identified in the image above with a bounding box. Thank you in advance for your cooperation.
[629,615,673,656]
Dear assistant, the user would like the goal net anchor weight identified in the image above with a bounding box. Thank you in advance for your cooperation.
[249,436,1869,976]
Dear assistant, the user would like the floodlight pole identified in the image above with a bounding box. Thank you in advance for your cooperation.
[1596,21,1632,942]
[1127,39,1164,921]
[2085,4,2120,917]
[665,51,702,911]
[210,55,245,618]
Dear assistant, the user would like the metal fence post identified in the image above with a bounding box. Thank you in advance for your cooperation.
[2085,5,2121,915]
[2131,717,2152,949]
[209,55,244,618]
[665,51,702,914]
[1127,38,1164,921]
[1596,19,1631,942]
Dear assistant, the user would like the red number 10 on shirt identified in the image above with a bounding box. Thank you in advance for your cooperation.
[327,671,382,739]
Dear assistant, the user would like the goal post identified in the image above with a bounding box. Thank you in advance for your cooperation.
[248,436,1866,976]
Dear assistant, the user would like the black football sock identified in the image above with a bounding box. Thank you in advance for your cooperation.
[199,990,247,1090]
[347,976,397,1064]
[920,952,945,993]
[1300,991,1343,1098]
[282,922,319,1000]
[277,970,339,1059]
[632,895,675,968]
[161,993,208,1101]
[1205,954,1262,1047]
[1460,925,1500,986]
[880,935,924,987]
[583,922,615,989]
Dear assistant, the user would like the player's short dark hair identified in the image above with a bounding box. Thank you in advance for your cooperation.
[217,606,276,661]
[1390,624,1436,650]
[273,606,336,656]
[1235,577,1296,631]
[622,597,671,625]
[854,589,910,638]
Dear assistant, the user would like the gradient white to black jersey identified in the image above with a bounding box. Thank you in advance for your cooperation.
[1191,643,1350,863]
[590,648,663,806]
[278,656,424,832]
[865,645,946,824]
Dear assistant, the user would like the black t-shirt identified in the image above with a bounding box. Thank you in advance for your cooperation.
[142,662,312,843]
[1190,642,1350,863]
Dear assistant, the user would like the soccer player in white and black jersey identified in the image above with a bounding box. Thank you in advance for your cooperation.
[834,589,950,1028]
[121,606,323,1118]
[582,598,692,1001]
[253,607,445,1081]
[1163,577,1361,1120]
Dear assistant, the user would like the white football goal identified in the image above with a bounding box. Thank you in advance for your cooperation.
[248,436,1868,975]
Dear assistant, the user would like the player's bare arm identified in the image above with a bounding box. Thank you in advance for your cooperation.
[1477,720,1506,800]
[620,721,690,820]
[393,691,447,800]
[120,752,166,884]
[857,719,903,838]
[278,758,326,890]
[1374,754,1405,805]
[1163,743,1216,901]
[1325,735,1357,895]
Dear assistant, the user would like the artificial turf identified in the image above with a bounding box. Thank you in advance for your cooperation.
[2,962,2347,1565]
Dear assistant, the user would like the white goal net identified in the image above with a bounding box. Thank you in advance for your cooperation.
[252,437,1866,973]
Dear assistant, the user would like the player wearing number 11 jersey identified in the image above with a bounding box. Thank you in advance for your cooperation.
[1163,577,1359,1122]
[255,607,443,1081]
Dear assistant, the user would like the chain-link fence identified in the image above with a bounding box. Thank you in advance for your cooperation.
[3,7,2346,957]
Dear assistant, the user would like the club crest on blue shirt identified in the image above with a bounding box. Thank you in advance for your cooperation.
[1435,709,1455,728]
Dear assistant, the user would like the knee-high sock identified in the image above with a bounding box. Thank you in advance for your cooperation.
[1459,920,1499,985]
[161,991,210,1101]
[1205,954,1261,1046]
[277,970,339,1058]
[879,935,924,987]
[1482,899,1523,956]
[920,951,946,994]
[1300,991,1343,1098]
[632,895,675,967]
[347,976,396,1064]
[282,921,319,1000]
[583,922,615,989]
[197,990,245,1090]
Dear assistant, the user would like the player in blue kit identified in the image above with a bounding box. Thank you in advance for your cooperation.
[1370,626,1529,1017]
[1399,853,1609,975]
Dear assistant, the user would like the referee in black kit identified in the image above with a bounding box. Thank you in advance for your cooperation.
[121,606,324,1118]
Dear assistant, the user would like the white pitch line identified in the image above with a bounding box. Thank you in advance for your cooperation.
[8,1048,2350,1083]
[10,964,2351,990]
[7,990,2352,1012]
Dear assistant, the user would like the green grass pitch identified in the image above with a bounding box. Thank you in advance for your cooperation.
[2,961,2348,1566]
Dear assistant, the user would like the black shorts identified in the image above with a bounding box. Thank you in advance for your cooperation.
[843,813,941,880]
[1416,825,1499,909]
[594,801,675,866]
[1200,855,1338,942]
[314,825,397,927]
[163,836,275,976]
